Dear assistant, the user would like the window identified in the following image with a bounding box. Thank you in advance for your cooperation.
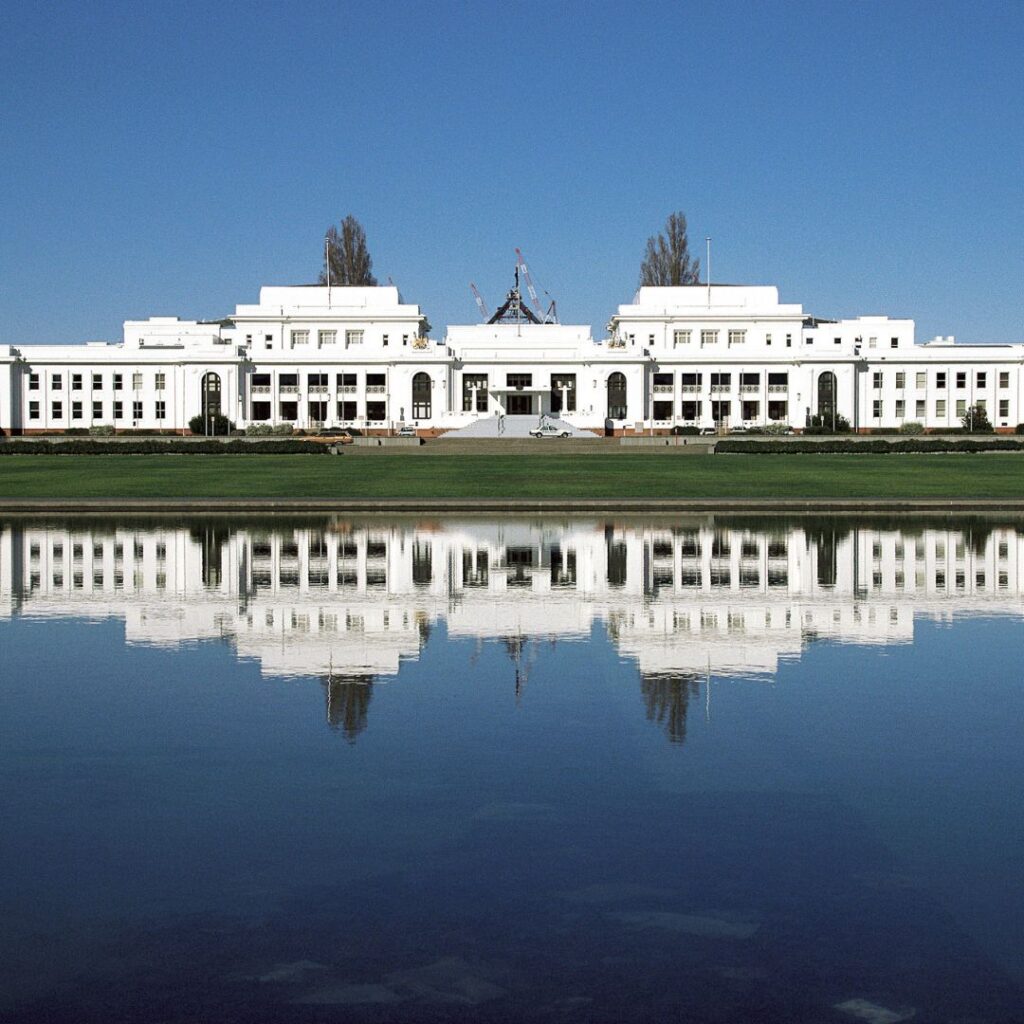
[916,372,926,388]
[72,374,82,390]
[916,400,926,417]
[113,374,123,391]
[728,330,745,346]
[890,337,899,349]
[872,399,882,418]
[872,372,883,389]
[29,373,39,390]
[133,401,143,420]
[251,401,271,421]
[382,334,389,347]
[785,334,792,347]
[92,401,103,419]
[366,401,386,422]
[710,372,731,390]
[956,399,966,417]
[551,373,577,412]
[607,372,627,420]
[936,372,946,389]
[345,330,364,346]
[506,373,532,389]
[307,373,328,389]
[337,400,357,420]
[895,372,905,389]
[291,330,309,346]
[155,401,166,420]
[681,400,701,420]
[92,373,103,389]
[805,335,814,346]
[279,373,298,388]
[956,371,966,389]
[935,399,946,417]
[1000,371,1010,388]
[52,374,62,390]
[251,373,271,389]
[765,333,772,346]
[834,336,841,345]
[977,398,987,411]
[653,372,673,387]
[29,401,39,420]
[895,399,905,418]
[402,335,409,346]
[113,401,123,420]
[52,401,63,418]
[653,400,673,420]
[132,372,143,390]
[265,334,273,343]
[868,336,877,348]
[412,373,432,419]
[999,399,1010,418]
[155,372,165,390]
[463,374,488,412]
[673,329,691,346]
[366,372,385,388]
[681,372,702,389]
[337,372,357,389]
[767,372,788,388]
[711,400,731,422]
[700,329,718,346]
[977,372,986,389]
[318,330,336,346]
[648,334,655,345]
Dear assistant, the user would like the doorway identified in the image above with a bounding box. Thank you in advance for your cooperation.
[506,394,533,415]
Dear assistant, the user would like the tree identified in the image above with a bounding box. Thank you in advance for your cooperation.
[961,401,993,433]
[320,215,377,286]
[639,212,701,287]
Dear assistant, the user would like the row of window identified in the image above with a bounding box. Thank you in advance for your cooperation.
[251,372,387,388]
[250,401,389,422]
[873,370,1011,390]
[29,401,164,421]
[28,372,164,391]
[653,371,789,388]
[666,331,901,349]
[870,398,1010,419]
[652,400,789,422]
[280,330,415,348]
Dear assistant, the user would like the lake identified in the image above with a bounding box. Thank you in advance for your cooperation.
[1,513,1023,1023]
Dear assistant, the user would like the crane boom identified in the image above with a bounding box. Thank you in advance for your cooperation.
[469,282,489,321]
[514,248,557,323]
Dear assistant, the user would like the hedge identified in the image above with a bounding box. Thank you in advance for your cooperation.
[0,440,331,455]
[716,438,1024,454]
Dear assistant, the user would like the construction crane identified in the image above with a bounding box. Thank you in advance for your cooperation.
[514,248,558,323]
[469,282,489,322]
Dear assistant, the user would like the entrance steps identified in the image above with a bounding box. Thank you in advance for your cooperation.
[437,415,592,439]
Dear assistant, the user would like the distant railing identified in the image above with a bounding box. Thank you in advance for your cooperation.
[251,385,271,394]
[339,385,357,394]
[681,384,700,393]
[308,386,328,394]
[279,385,299,394]
[740,384,759,393]
[366,385,386,394]
[653,385,673,393]
[768,384,787,393]
[710,385,730,394]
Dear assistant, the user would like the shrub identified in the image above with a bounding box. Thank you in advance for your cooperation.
[898,422,925,435]
[961,402,994,433]
[1015,423,1024,435]
[804,413,852,434]
[188,413,235,436]
[271,424,295,436]
[715,437,1024,455]
[245,424,274,436]
[0,439,330,455]
[764,423,792,435]
[88,424,116,436]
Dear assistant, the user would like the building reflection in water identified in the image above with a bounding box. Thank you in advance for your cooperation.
[1,516,1022,745]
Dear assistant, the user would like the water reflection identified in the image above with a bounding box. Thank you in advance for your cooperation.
[2,515,1022,746]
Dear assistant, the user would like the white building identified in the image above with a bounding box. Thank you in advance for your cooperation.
[1,278,1021,435]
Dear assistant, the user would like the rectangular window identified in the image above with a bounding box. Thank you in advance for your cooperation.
[52,401,63,418]
[52,374,62,390]
[113,374,123,391]
[891,337,899,348]
[916,400,925,417]
[463,374,489,412]
[251,373,271,388]
[709,372,731,390]
[711,400,730,422]
[29,373,40,390]
[916,372,926,388]
[29,401,39,420]
[345,330,364,346]
[673,329,691,347]
[834,336,841,345]
[955,371,966,389]
[681,400,701,420]
[366,401,386,422]
[681,372,702,389]
[868,337,877,349]
[653,372,673,387]
[291,330,309,346]
[132,372,143,390]
[279,402,298,420]
[155,401,166,420]
[999,399,1009,418]
[132,400,143,420]
[936,372,946,389]
[895,399,905,418]
[895,372,905,389]
[113,401,123,420]
[785,334,792,347]
[506,373,533,389]
[337,372,357,389]
[956,399,966,417]
[805,335,814,345]
[382,334,389,347]
[1000,371,1010,388]
[977,398,987,412]
[92,373,103,390]
[652,400,673,420]
[71,373,82,390]
[765,333,772,346]
[740,372,759,387]
[767,372,788,388]
[935,399,946,417]
[155,372,166,390]
[250,401,271,421]
[366,372,385,388]
[872,372,883,389]
[768,400,788,420]
[318,330,336,346]
[728,329,745,346]
[337,400,357,420]
[92,401,103,419]
[307,373,329,388]
[700,329,718,346]
[872,399,883,418]
[977,371,987,389]
[279,373,298,388]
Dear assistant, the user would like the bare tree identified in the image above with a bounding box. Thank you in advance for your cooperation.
[639,212,701,287]
[320,215,377,286]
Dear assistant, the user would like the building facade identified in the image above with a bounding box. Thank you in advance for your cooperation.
[1,281,1021,435]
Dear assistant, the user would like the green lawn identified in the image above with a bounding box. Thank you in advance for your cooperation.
[0,452,1022,499]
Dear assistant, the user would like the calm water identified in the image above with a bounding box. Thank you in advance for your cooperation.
[1,514,1024,1023]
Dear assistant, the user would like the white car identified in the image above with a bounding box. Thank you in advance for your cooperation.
[396,425,418,438]
[529,423,572,438]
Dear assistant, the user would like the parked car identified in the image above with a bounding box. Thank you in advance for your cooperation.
[698,426,718,436]
[529,423,572,438]
[309,428,353,443]
[396,424,418,438]
[729,426,749,434]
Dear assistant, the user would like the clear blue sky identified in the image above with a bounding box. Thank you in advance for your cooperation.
[2,0,1022,345]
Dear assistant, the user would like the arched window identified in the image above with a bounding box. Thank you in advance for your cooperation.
[201,372,222,419]
[817,371,837,426]
[607,372,627,420]
[412,372,431,420]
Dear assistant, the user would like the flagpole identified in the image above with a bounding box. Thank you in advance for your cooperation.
[706,236,711,308]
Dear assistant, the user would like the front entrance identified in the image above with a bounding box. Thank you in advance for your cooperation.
[506,394,533,415]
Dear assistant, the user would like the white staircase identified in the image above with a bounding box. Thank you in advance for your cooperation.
[437,414,591,439]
